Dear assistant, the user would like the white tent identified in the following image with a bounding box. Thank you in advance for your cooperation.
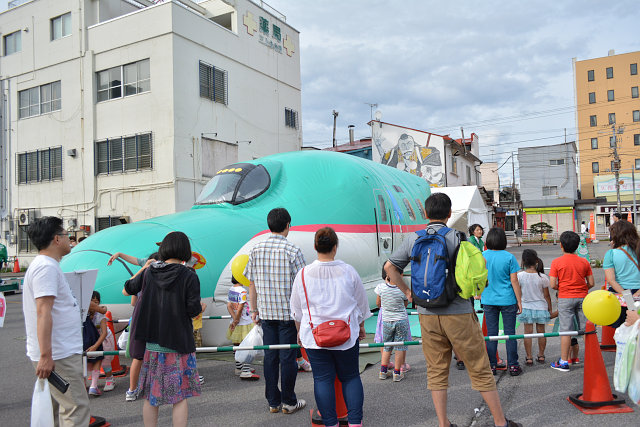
[430,186,491,235]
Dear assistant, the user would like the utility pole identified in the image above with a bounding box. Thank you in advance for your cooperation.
[332,110,339,148]
[633,166,637,225]
[512,151,517,231]
[611,124,623,213]
[364,103,377,121]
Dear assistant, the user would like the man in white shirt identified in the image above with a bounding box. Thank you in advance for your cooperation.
[23,217,89,426]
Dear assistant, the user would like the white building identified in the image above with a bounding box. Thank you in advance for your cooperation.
[0,0,301,259]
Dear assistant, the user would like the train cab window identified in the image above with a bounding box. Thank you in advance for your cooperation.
[402,198,416,221]
[377,195,387,221]
[415,199,427,220]
[195,163,270,205]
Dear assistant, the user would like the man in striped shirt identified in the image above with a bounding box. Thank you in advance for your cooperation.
[246,208,307,414]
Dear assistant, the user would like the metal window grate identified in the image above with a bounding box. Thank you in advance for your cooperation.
[95,133,153,175]
[199,61,228,105]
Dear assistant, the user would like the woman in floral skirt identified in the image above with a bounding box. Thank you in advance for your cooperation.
[124,231,203,427]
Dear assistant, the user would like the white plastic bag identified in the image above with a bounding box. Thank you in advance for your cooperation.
[627,326,640,404]
[613,319,639,392]
[117,325,130,350]
[235,324,264,364]
[31,378,54,427]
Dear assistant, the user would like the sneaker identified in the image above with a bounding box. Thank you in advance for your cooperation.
[239,371,260,381]
[297,359,312,372]
[235,367,256,376]
[550,360,570,372]
[505,419,523,427]
[491,366,497,375]
[570,358,581,365]
[509,365,522,376]
[88,387,102,396]
[379,370,390,380]
[400,363,410,373]
[103,378,115,392]
[456,360,465,370]
[125,389,138,402]
[495,361,507,371]
[269,404,282,413]
[392,371,405,382]
[198,375,205,385]
[282,399,306,414]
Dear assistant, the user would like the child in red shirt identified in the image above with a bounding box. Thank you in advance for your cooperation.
[549,231,594,372]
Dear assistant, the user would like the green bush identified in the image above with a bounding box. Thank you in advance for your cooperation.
[529,222,553,241]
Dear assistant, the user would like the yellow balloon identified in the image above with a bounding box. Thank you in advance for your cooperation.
[231,254,250,287]
[582,290,621,326]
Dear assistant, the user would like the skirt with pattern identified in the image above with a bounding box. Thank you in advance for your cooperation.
[138,350,201,406]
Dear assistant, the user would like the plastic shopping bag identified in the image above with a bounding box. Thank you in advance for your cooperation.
[31,378,54,427]
[117,324,130,350]
[235,324,264,364]
[627,324,640,404]
[613,319,639,393]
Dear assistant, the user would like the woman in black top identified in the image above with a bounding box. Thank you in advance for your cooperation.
[124,231,202,427]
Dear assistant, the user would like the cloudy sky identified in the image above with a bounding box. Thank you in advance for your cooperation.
[263,0,638,183]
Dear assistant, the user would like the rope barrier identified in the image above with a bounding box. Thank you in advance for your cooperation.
[85,330,593,358]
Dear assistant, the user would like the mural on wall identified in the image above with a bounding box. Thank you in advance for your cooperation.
[372,122,445,187]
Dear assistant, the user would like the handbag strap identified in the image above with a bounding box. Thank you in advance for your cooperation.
[619,247,640,272]
[300,268,314,329]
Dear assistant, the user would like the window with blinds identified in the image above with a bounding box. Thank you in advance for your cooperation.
[199,61,228,105]
[285,108,298,129]
[95,133,153,175]
[95,216,127,232]
[17,147,62,184]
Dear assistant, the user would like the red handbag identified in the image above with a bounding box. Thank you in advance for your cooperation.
[301,268,351,347]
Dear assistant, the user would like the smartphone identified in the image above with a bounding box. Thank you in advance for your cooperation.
[48,370,70,394]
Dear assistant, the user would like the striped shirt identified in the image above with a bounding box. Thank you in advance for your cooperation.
[374,282,408,322]
[244,234,306,321]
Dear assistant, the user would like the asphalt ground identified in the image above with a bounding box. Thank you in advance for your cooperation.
[1,241,639,426]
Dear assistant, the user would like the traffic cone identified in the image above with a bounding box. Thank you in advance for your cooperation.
[600,325,616,352]
[12,258,19,273]
[306,347,349,426]
[567,321,633,414]
[99,311,127,377]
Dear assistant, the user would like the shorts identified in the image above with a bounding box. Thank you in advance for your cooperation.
[419,313,496,392]
[382,320,409,351]
[558,298,586,332]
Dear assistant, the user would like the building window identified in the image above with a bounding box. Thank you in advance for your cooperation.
[608,113,616,124]
[610,136,616,148]
[632,63,638,75]
[587,70,594,81]
[95,133,153,175]
[606,67,613,79]
[636,159,640,170]
[542,186,558,197]
[591,137,598,149]
[95,216,128,232]
[634,110,640,122]
[17,147,62,184]
[51,12,71,40]
[18,81,62,119]
[402,199,416,221]
[466,165,472,185]
[608,90,614,101]
[549,159,565,166]
[451,156,458,175]
[285,108,298,129]
[199,60,228,105]
[592,162,599,173]
[635,134,640,146]
[588,92,596,104]
[590,115,597,127]
[18,226,36,253]
[97,59,149,102]
[3,30,21,56]
[633,87,639,99]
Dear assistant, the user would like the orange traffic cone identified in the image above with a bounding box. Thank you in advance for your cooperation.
[600,325,616,352]
[12,258,19,273]
[306,347,349,426]
[567,321,633,414]
[100,311,127,377]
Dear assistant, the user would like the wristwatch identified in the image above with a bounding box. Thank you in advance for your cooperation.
[249,309,259,314]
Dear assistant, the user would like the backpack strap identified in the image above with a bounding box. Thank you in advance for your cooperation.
[619,247,640,272]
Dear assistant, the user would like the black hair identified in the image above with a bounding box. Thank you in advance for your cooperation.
[148,252,160,261]
[468,224,483,236]
[231,276,239,285]
[424,193,451,221]
[267,208,291,233]
[78,236,87,243]
[522,249,544,276]
[314,227,338,254]
[158,231,192,262]
[613,213,622,220]
[485,227,507,250]
[92,291,101,302]
[381,264,388,281]
[69,235,77,242]
[559,231,580,253]
[27,217,64,251]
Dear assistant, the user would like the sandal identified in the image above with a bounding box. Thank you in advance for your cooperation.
[525,357,534,366]
[537,355,546,364]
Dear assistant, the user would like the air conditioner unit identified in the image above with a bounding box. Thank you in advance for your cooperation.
[18,209,35,226]
[68,218,78,229]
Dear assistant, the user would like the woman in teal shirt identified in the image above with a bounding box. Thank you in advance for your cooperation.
[468,224,485,251]
[604,220,640,296]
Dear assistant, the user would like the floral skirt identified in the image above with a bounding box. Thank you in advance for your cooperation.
[138,350,201,406]
[518,308,550,325]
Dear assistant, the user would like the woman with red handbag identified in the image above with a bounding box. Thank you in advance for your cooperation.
[290,227,372,427]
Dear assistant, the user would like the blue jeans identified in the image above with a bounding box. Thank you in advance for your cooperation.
[306,341,364,426]
[261,320,298,407]
[483,304,519,367]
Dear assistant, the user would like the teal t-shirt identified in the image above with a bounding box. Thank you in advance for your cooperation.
[481,249,520,306]
[0,243,6,261]
[603,246,640,290]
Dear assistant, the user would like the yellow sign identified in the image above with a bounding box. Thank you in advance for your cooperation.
[524,207,573,214]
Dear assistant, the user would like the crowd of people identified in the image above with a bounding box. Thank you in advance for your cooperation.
[20,195,640,427]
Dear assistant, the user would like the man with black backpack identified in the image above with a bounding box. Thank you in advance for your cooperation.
[384,193,521,427]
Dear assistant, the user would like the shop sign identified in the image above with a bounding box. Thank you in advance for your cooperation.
[598,205,639,214]
[594,174,640,197]
[243,11,295,56]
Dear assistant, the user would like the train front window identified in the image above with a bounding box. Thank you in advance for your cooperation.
[195,163,270,205]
